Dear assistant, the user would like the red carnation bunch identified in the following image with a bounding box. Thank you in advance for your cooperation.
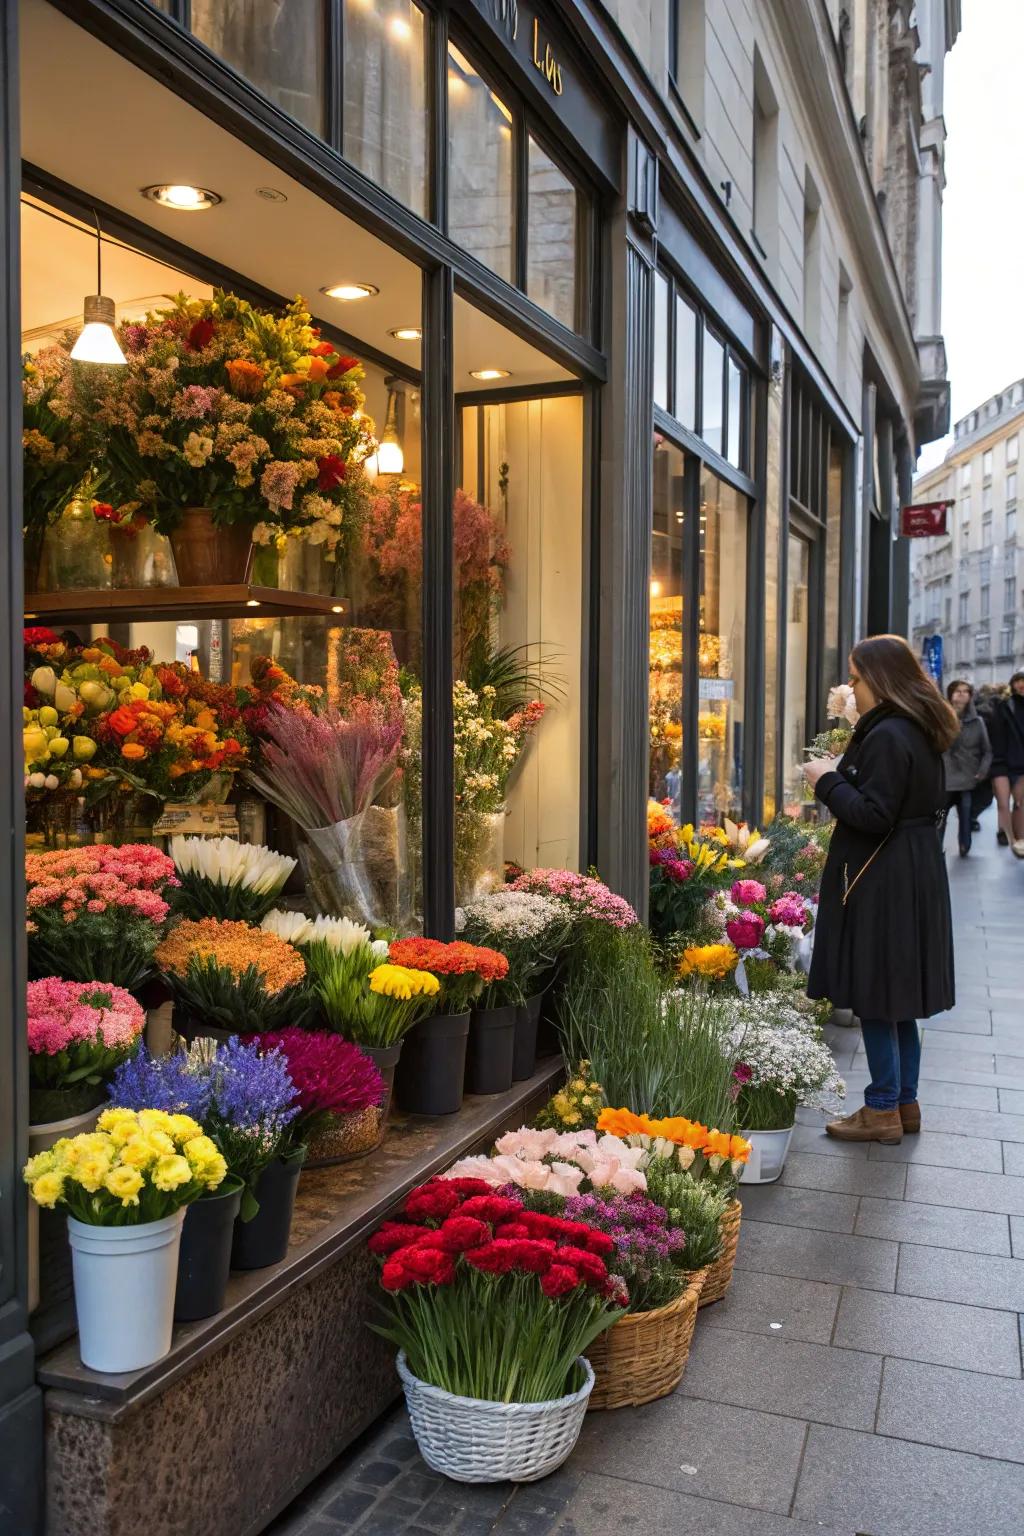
[368,1175,627,1403]
[387,938,509,1014]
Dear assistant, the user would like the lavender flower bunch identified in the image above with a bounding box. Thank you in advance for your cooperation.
[205,1036,300,1219]
[108,1047,212,1122]
[563,1191,688,1313]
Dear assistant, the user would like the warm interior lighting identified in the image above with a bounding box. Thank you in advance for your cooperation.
[470,368,511,381]
[388,15,412,41]
[69,214,126,367]
[376,383,404,476]
[448,43,476,75]
[331,604,344,614]
[143,184,221,211]
[246,599,261,608]
[320,282,379,301]
[389,326,422,342]
[489,92,513,123]
[650,580,663,598]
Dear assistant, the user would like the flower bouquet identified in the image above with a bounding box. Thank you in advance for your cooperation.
[305,930,439,1047]
[245,697,407,929]
[685,878,816,994]
[22,347,94,586]
[170,835,296,924]
[442,1125,648,1198]
[26,844,176,989]
[155,917,313,1040]
[647,802,744,942]
[22,1105,226,1371]
[534,1063,607,1132]
[28,978,144,1126]
[368,1177,624,1480]
[805,683,859,762]
[457,889,569,1008]
[252,1027,386,1163]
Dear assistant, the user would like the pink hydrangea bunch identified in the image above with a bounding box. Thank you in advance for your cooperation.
[768,893,811,929]
[509,869,638,929]
[27,977,144,1057]
[25,844,176,925]
[730,879,767,908]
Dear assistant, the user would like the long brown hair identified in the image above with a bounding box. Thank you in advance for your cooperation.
[851,635,959,752]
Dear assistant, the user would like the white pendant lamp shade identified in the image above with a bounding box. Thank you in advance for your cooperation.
[375,385,404,476]
[70,295,127,365]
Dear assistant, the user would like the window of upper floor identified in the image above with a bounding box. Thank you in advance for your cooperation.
[960,462,971,489]
[983,448,994,480]
[652,266,751,474]
[1008,434,1019,466]
[668,1,705,133]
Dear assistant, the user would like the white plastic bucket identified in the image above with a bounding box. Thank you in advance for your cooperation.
[739,1125,795,1185]
[68,1209,185,1373]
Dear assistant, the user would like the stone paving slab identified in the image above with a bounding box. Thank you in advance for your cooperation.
[265,821,1024,1536]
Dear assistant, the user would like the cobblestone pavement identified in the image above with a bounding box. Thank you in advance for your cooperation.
[269,811,1024,1536]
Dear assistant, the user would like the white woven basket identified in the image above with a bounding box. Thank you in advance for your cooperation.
[396,1351,594,1483]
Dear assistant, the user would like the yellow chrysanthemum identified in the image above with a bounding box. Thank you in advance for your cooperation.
[23,1149,56,1182]
[105,1166,144,1205]
[98,1107,140,1134]
[137,1109,175,1137]
[31,1171,64,1208]
[146,1130,177,1158]
[118,1136,157,1170]
[368,963,440,1001]
[167,1114,203,1145]
[677,943,739,981]
[152,1154,193,1193]
[76,1150,115,1193]
[199,1150,228,1189]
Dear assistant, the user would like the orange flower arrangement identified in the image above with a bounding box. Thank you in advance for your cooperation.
[597,1106,751,1180]
[677,943,739,982]
[156,918,307,995]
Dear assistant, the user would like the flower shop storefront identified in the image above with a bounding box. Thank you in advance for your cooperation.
[3,0,632,1531]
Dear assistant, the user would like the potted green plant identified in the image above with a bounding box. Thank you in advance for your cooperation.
[22,1105,226,1372]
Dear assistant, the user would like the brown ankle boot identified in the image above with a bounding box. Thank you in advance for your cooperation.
[825,1106,903,1145]
[899,1102,921,1134]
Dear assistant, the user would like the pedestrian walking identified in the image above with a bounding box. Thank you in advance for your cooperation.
[987,671,1024,850]
[939,679,991,856]
[803,635,958,1145]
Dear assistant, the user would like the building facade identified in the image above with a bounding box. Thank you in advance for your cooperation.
[0,0,960,1528]
[911,383,1024,685]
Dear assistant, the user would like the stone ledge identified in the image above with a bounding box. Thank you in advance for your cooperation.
[39,1060,563,1421]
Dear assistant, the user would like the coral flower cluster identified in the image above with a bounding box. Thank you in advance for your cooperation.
[155,917,307,994]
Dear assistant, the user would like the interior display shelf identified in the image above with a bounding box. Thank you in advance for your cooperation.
[24,585,351,626]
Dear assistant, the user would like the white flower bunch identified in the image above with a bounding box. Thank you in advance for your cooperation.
[727,1000,845,1110]
[171,835,296,895]
[261,909,314,945]
[457,889,566,942]
[299,914,389,958]
[826,683,860,726]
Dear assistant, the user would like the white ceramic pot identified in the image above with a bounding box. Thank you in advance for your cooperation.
[739,1125,795,1185]
[27,1106,103,1314]
[67,1209,185,1373]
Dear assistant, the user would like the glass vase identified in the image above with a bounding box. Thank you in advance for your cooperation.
[454,807,507,905]
[44,498,110,590]
[278,535,345,596]
[109,523,177,589]
[298,804,410,929]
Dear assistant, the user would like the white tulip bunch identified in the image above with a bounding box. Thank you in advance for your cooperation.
[171,836,297,924]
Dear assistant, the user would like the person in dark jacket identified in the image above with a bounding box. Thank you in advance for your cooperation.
[940,680,992,856]
[987,671,1024,849]
[804,635,958,1145]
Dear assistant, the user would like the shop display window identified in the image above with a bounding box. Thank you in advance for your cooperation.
[344,0,428,217]
[527,136,578,331]
[448,43,515,283]
[781,532,811,816]
[649,438,685,819]
[191,0,326,136]
[655,268,749,473]
[697,470,747,822]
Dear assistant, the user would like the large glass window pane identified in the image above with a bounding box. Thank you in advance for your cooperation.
[344,0,427,217]
[824,440,844,699]
[653,273,669,410]
[727,355,745,469]
[676,296,697,430]
[527,137,577,330]
[698,470,746,821]
[782,533,811,816]
[701,328,724,455]
[456,389,584,892]
[763,375,783,821]
[448,45,513,282]
[191,0,325,135]
[649,437,686,821]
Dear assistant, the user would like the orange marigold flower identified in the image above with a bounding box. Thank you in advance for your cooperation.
[156,918,306,994]
[120,742,147,761]
[225,358,266,399]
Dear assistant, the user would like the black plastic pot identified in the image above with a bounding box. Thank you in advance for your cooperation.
[394,1011,470,1116]
[466,1004,516,1096]
[230,1147,307,1271]
[512,994,543,1082]
[175,1178,243,1321]
[362,1040,402,1126]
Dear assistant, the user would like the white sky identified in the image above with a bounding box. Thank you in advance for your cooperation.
[915,0,1024,475]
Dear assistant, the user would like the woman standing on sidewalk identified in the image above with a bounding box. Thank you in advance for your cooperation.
[803,636,958,1146]
[987,671,1024,851]
[940,680,991,857]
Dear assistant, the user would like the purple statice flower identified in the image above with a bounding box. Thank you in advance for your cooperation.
[210,1036,298,1132]
[108,1047,212,1120]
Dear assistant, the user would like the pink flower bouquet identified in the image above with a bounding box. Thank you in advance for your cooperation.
[442,1125,648,1197]
[26,844,176,989]
[27,977,145,1123]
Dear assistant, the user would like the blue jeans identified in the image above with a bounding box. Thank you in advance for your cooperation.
[860,1019,921,1110]
[941,790,973,852]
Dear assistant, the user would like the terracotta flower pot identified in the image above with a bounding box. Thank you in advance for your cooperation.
[168,509,253,586]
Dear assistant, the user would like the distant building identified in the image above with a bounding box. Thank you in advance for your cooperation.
[911,384,1024,685]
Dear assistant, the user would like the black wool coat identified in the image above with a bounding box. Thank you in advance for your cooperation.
[807,704,955,1023]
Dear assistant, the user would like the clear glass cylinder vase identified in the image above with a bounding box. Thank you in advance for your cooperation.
[299,804,410,929]
[454,807,507,906]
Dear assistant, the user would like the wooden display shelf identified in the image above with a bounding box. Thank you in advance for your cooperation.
[24,585,351,626]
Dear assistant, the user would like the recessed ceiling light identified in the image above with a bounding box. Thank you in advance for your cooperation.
[255,186,288,203]
[470,368,512,381]
[142,184,222,211]
[321,282,379,301]
[389,326,422,342]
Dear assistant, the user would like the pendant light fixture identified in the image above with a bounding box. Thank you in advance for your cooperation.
[375,380,404,476]
[69,212,127,366]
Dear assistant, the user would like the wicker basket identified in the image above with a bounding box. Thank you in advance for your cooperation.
[396,1351,594,1483]
[586,1269,706,1410]
[698,1198,742,1308]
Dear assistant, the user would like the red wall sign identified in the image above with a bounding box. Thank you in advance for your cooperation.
[900,501,951,537]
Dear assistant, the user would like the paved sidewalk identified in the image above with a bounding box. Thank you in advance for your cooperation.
[270,812,1023,1536]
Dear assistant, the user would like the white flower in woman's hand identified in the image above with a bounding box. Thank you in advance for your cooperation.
[803,756,841,787]
[826,684,860,726]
